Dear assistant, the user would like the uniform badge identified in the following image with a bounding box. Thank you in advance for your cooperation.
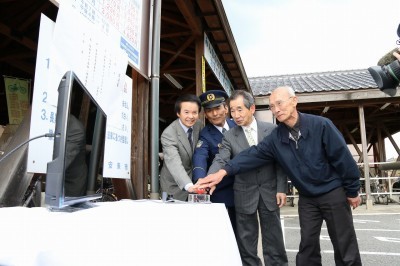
[218,143,222,148]
[196,140,203,148]
[206,93,215,101]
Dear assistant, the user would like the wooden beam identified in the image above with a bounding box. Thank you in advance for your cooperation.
[382,126,400,156]
[343,126,363,158]
[3,58,34,74]
[161,35,195,71]
[205,27,223,33]
[161,15,190,29]
[255,89,400,106]
[0,51,36,61]
[359,104,373,208]
[0,1,48,49]
[0,22,37,50]
[161,31,192,38]
[171,73,195,81]
[160,47,195,61]
[175,0,203,36]
[377,123,386,163]
[160,65,195,73]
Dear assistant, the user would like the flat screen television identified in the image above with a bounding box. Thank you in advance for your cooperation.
[45,71,107,211]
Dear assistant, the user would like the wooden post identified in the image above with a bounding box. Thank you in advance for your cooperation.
[359,105,373,209]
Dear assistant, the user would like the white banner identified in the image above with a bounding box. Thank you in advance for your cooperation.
[28,9,131,179]
[68,0,142,70]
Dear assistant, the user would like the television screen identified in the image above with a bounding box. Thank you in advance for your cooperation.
[45,71,107,210]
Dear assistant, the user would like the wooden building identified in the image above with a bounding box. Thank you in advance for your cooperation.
[0,0,250,205]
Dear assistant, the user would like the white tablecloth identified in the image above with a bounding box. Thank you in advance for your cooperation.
[0,200,241,266]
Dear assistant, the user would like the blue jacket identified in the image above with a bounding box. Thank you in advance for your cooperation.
[193,119,236,206]
[224,112,360,197]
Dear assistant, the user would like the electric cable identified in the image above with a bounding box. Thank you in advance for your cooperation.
[0,133,59,164]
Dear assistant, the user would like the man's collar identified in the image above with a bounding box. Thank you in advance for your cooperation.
[213,120,229,133]
[285,114,300,132]
[279,112,309,141]
[243,116,257,131]
[178,119,191,132]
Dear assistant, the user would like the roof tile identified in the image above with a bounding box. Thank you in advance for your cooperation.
[249,69,378,96]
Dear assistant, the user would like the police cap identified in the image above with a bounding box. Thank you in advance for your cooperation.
[199,90,228,109]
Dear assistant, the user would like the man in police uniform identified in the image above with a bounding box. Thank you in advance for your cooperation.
[193,90,237,234]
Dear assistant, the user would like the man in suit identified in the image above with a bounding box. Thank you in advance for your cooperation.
[207,90,288,266]
[192,90,237,234]
[160,94,202,201]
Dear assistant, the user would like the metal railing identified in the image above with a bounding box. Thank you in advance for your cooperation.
[285,175,400,206]
[359,176,400,204]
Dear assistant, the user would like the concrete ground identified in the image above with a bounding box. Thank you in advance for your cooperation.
[256,198,400,265]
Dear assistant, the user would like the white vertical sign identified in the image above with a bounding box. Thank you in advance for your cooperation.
[27,14,58,173]
[204,32,233,95]
[103,76,132,179]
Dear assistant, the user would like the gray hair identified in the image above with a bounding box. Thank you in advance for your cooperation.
[229,90,255,109]
[272,86,295,97]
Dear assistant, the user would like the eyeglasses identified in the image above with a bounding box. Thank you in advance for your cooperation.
[269,97,293,111]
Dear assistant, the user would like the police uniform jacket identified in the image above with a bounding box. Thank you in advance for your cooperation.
[193,118,236,206]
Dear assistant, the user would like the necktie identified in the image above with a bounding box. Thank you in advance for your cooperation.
[222,128,227,134]
[245,127,256,146]
[187,128,193,150]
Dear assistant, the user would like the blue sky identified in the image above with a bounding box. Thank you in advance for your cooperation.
[222,0,400,77]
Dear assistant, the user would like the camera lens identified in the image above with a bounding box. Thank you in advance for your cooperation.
[368,60,400,96]
[386,60,400,82]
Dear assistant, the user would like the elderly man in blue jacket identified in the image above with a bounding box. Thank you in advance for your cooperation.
[192,90,236,233]
[199,86,362,266]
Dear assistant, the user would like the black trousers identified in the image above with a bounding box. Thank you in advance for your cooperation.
[236,196,288,266]
[226,206,237,237]
[296,187,362,266]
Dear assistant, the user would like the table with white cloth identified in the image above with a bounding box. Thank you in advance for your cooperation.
[0,200,241,266]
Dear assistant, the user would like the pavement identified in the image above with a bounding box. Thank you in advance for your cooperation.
[256,197,400,265]
[280,197,400,216]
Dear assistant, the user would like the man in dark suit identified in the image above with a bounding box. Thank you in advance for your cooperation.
[207,90,288,266]
[192,90,237,234]
[160,94,202,201]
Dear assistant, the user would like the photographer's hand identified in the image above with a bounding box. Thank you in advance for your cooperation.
[393,48,400,60]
